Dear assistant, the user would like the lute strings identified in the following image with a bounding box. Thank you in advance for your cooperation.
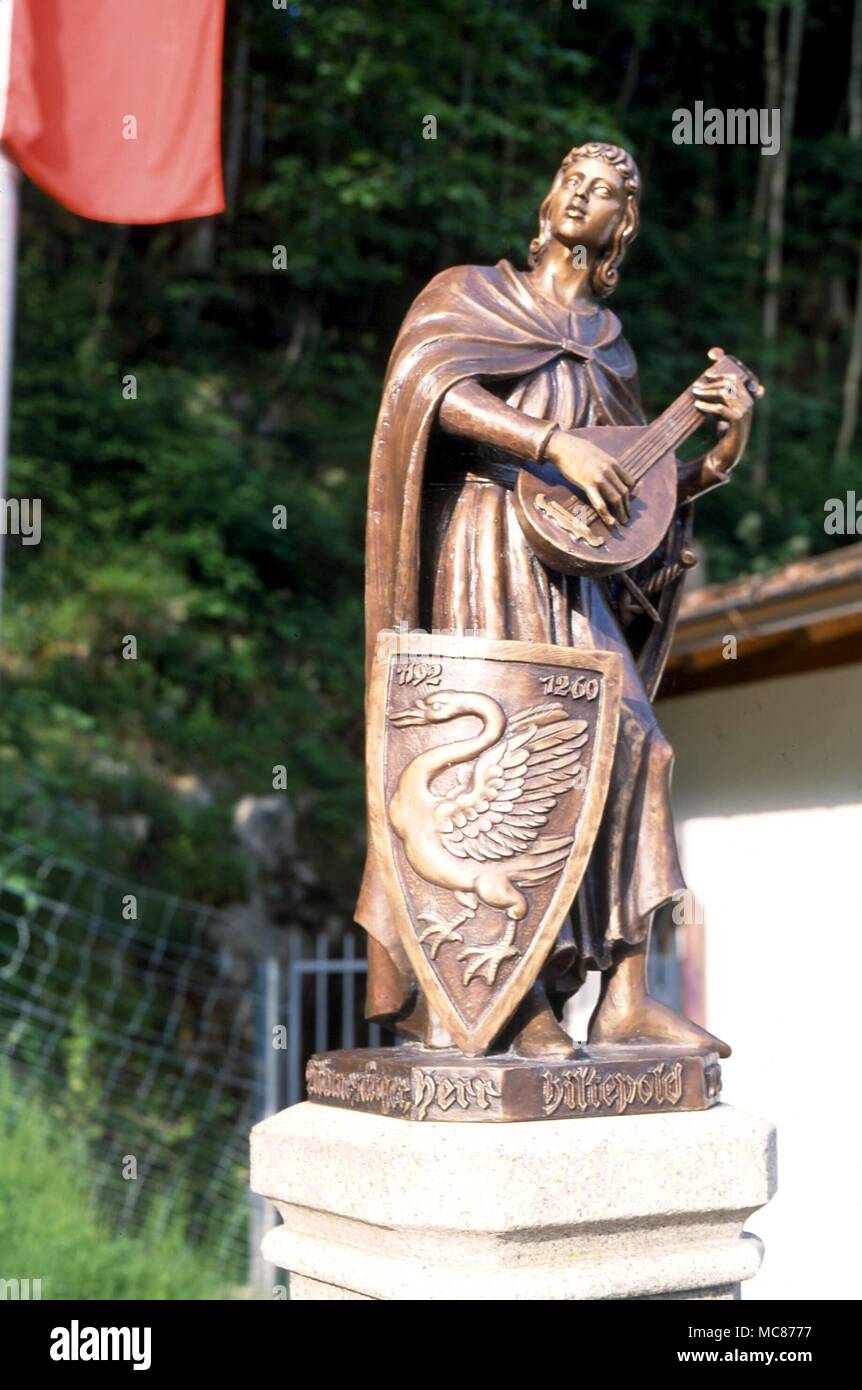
[564,361,735,530]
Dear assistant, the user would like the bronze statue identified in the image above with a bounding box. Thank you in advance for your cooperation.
[308,142,762,1123]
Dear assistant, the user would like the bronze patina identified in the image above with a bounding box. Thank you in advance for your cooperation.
[308,142,762,1120]
[306,1047,721,1123]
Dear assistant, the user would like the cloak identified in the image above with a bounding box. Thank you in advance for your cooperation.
[357,259,692,1019]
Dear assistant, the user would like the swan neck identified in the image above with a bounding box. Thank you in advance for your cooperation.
[423,695,505,775]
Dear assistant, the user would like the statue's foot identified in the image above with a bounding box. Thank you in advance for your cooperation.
[589,992,731,1059]
[512,1001,576,1060]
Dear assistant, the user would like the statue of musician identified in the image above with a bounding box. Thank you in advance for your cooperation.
[356,142,758,1059]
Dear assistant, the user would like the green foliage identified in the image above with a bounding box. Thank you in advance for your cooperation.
[1,0,859,907]
[60,1002,101,1146]
[0,1066,228,1300]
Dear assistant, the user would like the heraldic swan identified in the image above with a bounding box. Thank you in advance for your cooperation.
[388,691,589,986]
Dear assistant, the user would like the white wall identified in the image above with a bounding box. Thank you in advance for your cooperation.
[657,661,862,1301]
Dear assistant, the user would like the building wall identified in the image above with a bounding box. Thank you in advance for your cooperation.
[657,661,862,1301]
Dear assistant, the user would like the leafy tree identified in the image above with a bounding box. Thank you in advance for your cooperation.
[1,0,858,907]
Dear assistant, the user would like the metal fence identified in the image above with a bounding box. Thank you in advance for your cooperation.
[0,831,378,1284]
[0,829,681,1287]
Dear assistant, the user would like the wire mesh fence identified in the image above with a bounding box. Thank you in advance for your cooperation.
[0,831,375,1284]
[0,829,682,1289]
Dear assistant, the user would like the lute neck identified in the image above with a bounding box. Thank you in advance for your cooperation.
[621,357,739,484]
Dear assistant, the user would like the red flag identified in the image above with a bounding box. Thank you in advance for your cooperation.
[0,0,225,224]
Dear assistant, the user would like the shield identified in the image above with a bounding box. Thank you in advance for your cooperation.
[367,631,622,1054]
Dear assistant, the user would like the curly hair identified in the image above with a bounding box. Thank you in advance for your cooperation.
[528,143,641,299]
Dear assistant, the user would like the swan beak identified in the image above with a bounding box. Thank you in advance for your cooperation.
[390,702,427,727]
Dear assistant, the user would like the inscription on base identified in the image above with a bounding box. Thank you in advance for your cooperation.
[305,1048,720,1124]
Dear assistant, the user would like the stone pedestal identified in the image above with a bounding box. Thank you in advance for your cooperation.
[250,1101,776,1301]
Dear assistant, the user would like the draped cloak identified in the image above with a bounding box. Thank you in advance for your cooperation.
[357,259,692,1024]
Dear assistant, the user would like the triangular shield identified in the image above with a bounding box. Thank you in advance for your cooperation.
[367,632,622,1054]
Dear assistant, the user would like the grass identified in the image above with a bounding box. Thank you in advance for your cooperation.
[0,1067,231,1300]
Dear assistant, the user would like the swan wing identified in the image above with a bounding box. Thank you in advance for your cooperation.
[439,704,589,862]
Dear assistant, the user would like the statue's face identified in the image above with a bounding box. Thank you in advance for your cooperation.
[546,155,628,254]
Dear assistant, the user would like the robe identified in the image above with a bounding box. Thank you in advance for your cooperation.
[357,259,691,1023]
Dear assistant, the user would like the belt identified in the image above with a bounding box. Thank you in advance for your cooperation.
[441,456,521,490]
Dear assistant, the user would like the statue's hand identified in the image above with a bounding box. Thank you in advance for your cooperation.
[691,368,756,479]
[544,430,634,526]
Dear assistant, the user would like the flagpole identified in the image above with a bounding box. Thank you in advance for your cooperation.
[0,144,18,642]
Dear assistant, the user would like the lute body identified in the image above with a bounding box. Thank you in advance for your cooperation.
[513,350,760,578]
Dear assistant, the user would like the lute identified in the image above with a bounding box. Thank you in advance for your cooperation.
[513,348,762,579]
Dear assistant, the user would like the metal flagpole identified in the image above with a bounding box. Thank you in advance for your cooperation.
[0,0,20,646]
[0,146,19,641]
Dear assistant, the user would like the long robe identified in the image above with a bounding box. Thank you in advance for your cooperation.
[357,259,691,1022]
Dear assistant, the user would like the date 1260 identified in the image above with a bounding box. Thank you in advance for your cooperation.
[539,673,599,701]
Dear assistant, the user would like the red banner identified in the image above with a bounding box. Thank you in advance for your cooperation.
[0,0,225,223]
